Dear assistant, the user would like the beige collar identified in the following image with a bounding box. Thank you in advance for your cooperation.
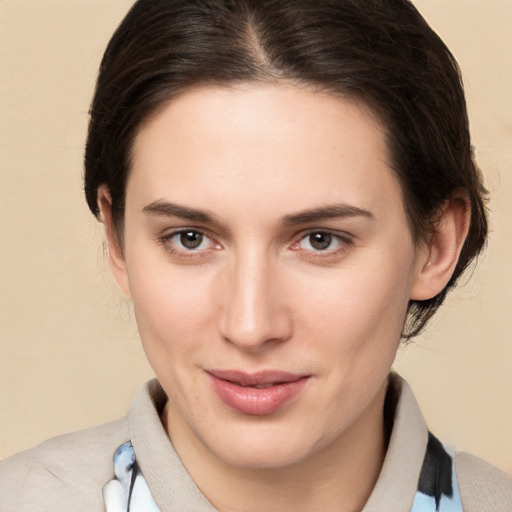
[128,374,428,511]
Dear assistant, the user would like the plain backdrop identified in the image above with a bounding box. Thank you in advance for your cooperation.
[0,0,511,472]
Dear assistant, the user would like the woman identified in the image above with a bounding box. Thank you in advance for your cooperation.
[1,0,510,510]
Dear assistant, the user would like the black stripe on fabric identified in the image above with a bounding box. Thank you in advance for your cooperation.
[127,461,140,512]
[417,432,454,510]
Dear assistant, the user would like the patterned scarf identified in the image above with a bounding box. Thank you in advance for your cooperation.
[104,433,463,511]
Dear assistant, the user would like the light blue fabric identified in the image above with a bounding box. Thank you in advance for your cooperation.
[104,442,161,512]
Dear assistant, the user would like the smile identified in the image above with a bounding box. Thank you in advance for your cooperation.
[206,370,310,416]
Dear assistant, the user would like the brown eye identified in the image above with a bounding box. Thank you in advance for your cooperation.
[160,229,221,258]
[294,231,346,254]
[309,232,332,250]
[180,231,204,249]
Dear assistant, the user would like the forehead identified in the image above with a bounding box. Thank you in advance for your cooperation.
[128,84,403,223]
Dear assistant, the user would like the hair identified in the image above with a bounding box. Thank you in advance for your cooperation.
[84,0,488,340]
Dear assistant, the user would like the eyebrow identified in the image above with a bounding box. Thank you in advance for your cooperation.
[142,201,225,228]
[282,204,374,225]
[143,200,373,229]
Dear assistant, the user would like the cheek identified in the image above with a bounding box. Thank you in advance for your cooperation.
[127,263,217,359]
[294,249,414,354]
[128,267,217,411]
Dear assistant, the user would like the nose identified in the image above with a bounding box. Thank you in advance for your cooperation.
[218,250,292,352]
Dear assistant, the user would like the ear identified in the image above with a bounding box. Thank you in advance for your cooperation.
[97,186,131,298]
[410,188,471,301]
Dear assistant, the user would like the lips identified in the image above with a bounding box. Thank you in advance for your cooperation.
[207,370,310,416]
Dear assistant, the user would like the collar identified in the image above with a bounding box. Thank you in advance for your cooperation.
[127,374,429,511]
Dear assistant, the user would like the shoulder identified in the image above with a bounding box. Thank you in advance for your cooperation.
[455,451,512,512]
[0,417,129,512]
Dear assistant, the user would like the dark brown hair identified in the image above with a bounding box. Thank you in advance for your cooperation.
[84,0,488,339]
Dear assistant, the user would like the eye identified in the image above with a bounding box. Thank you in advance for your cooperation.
[293,231,349,253]
[161,229,219,254]
[302,232,336,251]
[177,230,207,250]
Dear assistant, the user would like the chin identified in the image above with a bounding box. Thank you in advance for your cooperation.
[202,421,326,470]
[216,444,309,470]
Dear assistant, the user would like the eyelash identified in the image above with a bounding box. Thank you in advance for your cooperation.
[158,228,352,259]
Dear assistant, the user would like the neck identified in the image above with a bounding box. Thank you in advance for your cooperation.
[163,381,389,512]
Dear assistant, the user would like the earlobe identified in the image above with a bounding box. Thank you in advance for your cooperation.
[97,186,132,298]
[410,188,471,301]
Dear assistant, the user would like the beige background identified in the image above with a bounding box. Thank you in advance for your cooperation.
[0,0,511,472]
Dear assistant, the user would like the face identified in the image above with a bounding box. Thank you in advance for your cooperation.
[113,84,429,470]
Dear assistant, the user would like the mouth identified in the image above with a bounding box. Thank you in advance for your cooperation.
[206,370,310,416]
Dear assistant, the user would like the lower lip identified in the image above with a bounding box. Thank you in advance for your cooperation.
[209,375,309,416]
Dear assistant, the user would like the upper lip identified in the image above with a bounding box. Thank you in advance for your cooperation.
[206,369,307,386]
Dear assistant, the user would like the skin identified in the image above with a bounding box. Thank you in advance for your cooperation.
[99,84,469,512]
